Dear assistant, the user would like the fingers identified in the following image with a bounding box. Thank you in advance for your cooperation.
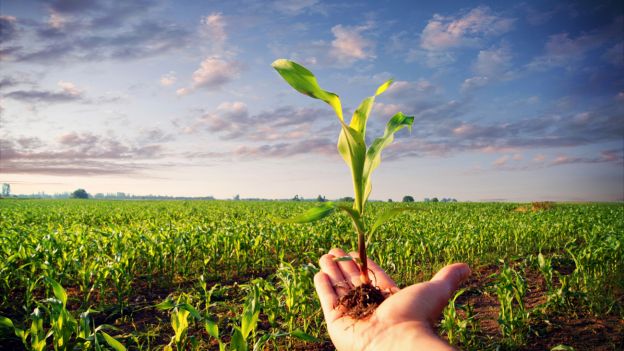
[329,248,361,287]
[319,253,350,297]
[429,263,471,306]
[348,251,399,292]
[314,272,338,319]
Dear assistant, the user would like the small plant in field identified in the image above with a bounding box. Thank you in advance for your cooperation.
[272,59,414,317]
[155,295,203,351]
[0,278,126,351]
[440,289,480,348]
[495,262,530,348]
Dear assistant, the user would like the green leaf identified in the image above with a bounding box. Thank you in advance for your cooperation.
[278,202,336,223]
[154,298,175,310]
[362,112,414,205]
[271,59,343,121]
[46,277,67,308]
[350,79,393,137]
[369,207,418,238]
[290,330,320,342]
[550,345,575,351]
[100,331,127,351]
[0,316,14,329]
[333,256,355,262]
[231,328,247,351]
[337,125,367,214]
[204,319,219,339]
[335,204,365,235]
[241,310,260,340]
[179,303,202,320]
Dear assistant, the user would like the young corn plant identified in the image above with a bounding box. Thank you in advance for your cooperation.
[272,59,414,315]
[155,295,202,351]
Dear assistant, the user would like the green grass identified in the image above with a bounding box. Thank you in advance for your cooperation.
[0,199,622,350]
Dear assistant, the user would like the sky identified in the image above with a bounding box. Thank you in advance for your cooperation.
[0,0,623,202]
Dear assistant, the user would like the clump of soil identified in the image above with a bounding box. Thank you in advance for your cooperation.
[337,283,386,319]
[514,201,556,213]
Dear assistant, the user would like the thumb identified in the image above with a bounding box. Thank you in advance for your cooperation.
[428,263,471,310]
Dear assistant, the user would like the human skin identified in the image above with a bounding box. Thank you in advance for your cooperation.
[314,248,471,351]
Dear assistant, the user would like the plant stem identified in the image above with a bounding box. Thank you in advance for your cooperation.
[358,231,371,285]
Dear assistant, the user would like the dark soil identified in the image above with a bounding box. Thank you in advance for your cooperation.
[337,283,386,320]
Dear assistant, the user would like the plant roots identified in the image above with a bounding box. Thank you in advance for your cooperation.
[337,283,386,320]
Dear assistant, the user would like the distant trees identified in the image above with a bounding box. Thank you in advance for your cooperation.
[70,189,89,199]
[233,194,240,201]
[402,195,414,203]
[424,197,457,202]
[1,183,9,197]
[338,196,354,202]
[316,195,326,202]
[388,198,393,203]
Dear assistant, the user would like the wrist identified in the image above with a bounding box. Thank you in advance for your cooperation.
[363,322,454,351]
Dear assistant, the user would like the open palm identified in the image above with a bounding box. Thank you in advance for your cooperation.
[314,248,470,351]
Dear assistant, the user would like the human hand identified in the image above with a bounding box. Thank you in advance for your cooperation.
[314,248,471,351]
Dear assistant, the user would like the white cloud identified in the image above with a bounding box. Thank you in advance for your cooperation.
[330,24,375,64]
[493,155,509,166]
[48,10,67,29]
[420,6,514,51]
[201,12,226,45]
[473,44,513,77]
[159,71,177,86]
[386,79,437,98]
[57,81,82,96]
[460,76,489,93]
[178,56,241,95]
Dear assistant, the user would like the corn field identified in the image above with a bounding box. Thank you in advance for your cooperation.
[0,199,622,350]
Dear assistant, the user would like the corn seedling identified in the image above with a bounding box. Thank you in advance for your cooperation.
[440,289,480,348]
[272,59,414,315]
[156,296,202,351]
[495,263,530,348]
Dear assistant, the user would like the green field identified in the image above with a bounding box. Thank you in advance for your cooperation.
[0,199,622,350]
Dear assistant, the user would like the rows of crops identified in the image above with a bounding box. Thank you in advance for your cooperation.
[0,199,622,350]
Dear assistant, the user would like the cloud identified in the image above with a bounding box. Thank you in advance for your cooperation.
[186,102,331,142]
[373,93,624,164]
[420,6,514,51]
[177,56,241,95]
[330,24,375,64]
[201,12,227,46]
[473,44,513,77]
[272,0,325,16]
[460,76,489,93]
[0,15,17,42]
[406,49,456,67]
[233,138,334,159]
[160,72,177,86]
[551,150,623,167]
[527,17,622,71]
[285,21,375,67]
[0,76,19,90]
[4,1,191,64]
[493,155,509,166]
[4,80,84,103]
[0,132,165,176]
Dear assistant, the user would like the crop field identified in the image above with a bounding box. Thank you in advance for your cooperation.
[0,199,622,350]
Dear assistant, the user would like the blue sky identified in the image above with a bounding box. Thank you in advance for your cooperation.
[1,0,622,201]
